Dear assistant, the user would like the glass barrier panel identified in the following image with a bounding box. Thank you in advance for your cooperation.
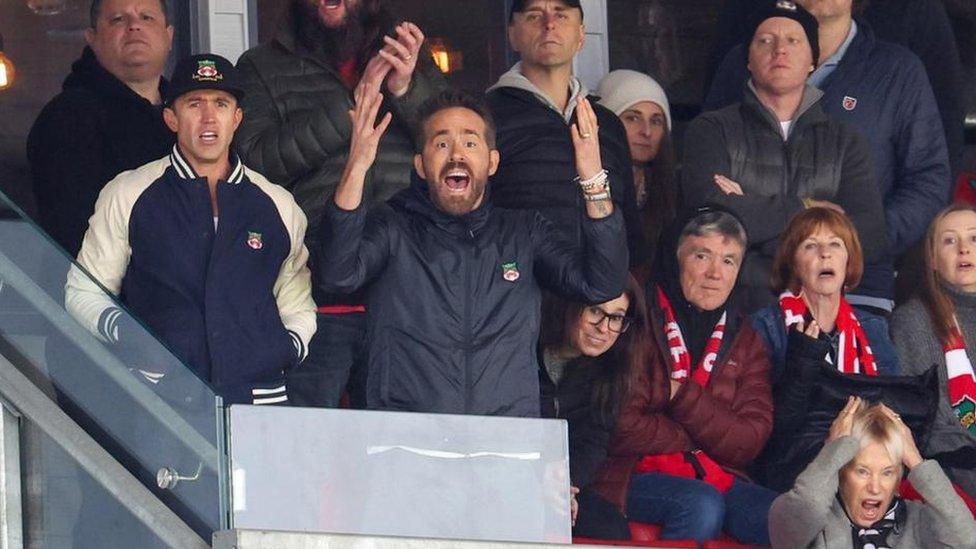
[19,420,171,549]
[0,196,223,537]
[228,406,572,544]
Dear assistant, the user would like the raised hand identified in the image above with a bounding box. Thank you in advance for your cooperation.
[827,395,861,442]
[376,22,425,98]
[570,96,604,181]
[334,80,392,211]
[879,404,923,468]
[794,318,821,340]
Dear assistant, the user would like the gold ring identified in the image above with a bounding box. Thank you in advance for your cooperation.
[405,53,413,60]
[581,132,592,139]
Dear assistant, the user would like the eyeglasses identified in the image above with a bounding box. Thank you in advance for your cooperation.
[582,306,633,333]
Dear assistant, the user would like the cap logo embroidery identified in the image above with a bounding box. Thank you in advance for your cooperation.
[775,0,798,11]
[842,96,858,111]
[246,231,263,250]
[193,60,223,83]
[501,262,520,282]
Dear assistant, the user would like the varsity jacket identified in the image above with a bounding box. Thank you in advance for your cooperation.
[65,147,316,405]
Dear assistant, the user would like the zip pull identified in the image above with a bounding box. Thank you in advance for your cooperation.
[468,229,475,239]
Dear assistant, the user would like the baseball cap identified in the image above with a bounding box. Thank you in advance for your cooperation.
[164,53,245,106]
[509,0,583,22]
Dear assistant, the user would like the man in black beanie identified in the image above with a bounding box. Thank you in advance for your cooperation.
[679,0,888,312]
[704,0,951,317]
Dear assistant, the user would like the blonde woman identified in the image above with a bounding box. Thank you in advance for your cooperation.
[769,397,976,548]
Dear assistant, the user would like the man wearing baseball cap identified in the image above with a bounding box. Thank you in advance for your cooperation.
[679,0,888,312]
[66,53,316,405]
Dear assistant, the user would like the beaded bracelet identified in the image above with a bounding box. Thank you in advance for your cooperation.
[576,169,608,191]
[583,191,611,202]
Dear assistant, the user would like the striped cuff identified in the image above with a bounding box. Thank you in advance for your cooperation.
[97,307,125,343]
[251,384,287,405]
[288,330,306,363]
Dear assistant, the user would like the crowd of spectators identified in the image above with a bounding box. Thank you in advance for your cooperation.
[21,0,976,547]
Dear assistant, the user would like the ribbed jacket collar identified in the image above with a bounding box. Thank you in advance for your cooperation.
[169,145,244,184]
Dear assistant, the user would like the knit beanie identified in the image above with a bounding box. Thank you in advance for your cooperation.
[596,70,672,131]
[745,0,820,66]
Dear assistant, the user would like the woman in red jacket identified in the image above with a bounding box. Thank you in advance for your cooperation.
[592,206,776,545]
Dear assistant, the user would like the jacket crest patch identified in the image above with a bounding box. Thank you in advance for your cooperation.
[246,231,263,250]
[501,262,520,282]
[842,96,857,111]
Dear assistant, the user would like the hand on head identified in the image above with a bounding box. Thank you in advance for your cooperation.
[877,403,924,468]
[828,395,861,442]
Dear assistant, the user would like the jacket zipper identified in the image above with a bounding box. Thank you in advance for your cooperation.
[463,228,475,413]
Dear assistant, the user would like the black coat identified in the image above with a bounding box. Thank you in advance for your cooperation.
[751,328,941,493]
[681,85,887,311]
[235,11,446,306]
[486,87,646,268]
[27,47,174,257]
[539,359,615,488]
[317,179,628,416]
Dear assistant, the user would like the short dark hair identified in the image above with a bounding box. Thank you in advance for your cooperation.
[678,209,748,252]
[91,0,169,28]
[416,89,497,150]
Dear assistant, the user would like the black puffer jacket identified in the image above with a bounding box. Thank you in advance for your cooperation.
[318,178,628,416]
[27,47,174,257]
[486,86,645,268]
[680,84,887,310]
[235,12,445,249]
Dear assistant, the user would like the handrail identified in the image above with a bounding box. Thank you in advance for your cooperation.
[0,248,219,468]
[0,354,209,548]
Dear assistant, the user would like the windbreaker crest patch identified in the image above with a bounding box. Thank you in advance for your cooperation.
[842,96,858,111]
[501,262,520,282]
[246,231,263,250]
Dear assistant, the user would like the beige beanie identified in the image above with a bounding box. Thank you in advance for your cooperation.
[596,70,672,131]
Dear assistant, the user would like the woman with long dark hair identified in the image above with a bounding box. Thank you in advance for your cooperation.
[891,202,976,498]
[597,70,678,273]
[539,275,649,540]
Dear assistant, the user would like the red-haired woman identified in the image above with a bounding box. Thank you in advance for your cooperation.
[752,207,899,491]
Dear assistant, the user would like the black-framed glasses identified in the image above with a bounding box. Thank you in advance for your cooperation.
[583,306,633,333]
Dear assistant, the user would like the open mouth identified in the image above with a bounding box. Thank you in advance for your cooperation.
[322,0,342,7]
[818,268,836,279]
[860,499,883,521]
[442,166,471,192]
[200,131,219,144]
[959,261,974,271]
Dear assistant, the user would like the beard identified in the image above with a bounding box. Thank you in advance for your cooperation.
[293,0,367,61]
[428,161,489,217]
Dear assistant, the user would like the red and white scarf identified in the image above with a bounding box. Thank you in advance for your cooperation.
[943,322,976,435]
[657,286,726,387]
[779,291,878,376]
